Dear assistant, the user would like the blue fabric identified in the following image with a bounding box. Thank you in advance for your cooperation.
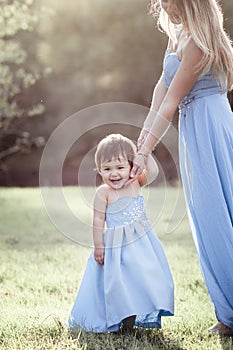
[164,50,233,330]
[68,196,174,332]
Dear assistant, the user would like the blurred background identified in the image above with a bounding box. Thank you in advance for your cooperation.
[0,0,232,186]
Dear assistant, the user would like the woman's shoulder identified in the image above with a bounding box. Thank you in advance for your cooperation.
[181,37,203,61]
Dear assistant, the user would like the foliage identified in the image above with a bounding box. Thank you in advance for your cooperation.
[0,186,233,349]
[39,0,233,109]
[0,0,232,185]
[0,0,49,166]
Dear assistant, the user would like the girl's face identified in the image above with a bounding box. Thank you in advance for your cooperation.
[160,0,181,24]
[99,157,131,189]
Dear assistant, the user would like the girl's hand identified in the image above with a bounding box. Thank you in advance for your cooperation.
[94,246,105,265]
[137,129,149,150]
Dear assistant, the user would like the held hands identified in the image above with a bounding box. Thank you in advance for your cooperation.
[129,129,149,181]
[129,153,147,182]
[94,246,105,265]
[129,130,149,180]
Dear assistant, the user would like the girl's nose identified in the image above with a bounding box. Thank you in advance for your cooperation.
[110,170,118,177]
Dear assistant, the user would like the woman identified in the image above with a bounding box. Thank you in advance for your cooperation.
[130,0,233,335]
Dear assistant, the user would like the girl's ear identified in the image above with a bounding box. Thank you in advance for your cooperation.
[94,166,101,175]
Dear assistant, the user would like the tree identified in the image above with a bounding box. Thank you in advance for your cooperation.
[0,0,48,178]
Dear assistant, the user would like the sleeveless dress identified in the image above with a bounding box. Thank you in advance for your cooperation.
[164,49,233,330]
[68,196,174,332]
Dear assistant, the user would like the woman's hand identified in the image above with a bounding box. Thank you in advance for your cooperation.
[129,153,146,181]
[137,129,149,150]
[94,246,105,265]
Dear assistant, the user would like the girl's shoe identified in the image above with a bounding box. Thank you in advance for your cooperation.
[121,315,136,333]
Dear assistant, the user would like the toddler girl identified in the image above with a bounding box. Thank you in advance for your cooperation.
[68,134,174,332]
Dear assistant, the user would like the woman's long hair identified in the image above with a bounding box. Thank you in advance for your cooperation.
[149,0,233,90]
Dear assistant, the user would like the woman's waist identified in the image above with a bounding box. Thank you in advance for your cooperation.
[179,88,226,110]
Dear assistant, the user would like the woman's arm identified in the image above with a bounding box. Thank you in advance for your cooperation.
[142,39,203,154]
[132,39,204,178]
[138,38,173,148]
[138,73,168,149]
[93,186,107,265]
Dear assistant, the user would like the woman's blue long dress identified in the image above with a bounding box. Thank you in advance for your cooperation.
[68,196,174,332]
[164,49,233,329]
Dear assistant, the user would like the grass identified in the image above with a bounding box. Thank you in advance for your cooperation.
[0,186,232,350]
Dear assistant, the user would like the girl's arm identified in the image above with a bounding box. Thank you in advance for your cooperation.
[93,186,107,265]
[138,153,159,187]
[138,73,168,149]
[132,38,204,178]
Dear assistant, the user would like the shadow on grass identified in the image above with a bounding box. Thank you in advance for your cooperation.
[134,328,185,350]
[73,328,186,350]
[219,335,233,350]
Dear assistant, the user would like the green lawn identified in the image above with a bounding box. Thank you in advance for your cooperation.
[0,187,232,350]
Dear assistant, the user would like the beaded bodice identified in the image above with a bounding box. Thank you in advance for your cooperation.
[105,196,151,231]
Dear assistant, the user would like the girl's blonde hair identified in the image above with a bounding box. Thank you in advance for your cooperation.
[149,0,233,90]
[95,134,136,171]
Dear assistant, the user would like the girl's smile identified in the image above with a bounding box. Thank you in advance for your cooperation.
[99,157,131,189]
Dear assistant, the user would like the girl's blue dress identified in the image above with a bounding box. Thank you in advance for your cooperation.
[68,196,174,332]
[164,50,233,329]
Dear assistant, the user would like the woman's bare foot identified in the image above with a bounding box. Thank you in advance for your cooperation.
[208,322,233,336]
